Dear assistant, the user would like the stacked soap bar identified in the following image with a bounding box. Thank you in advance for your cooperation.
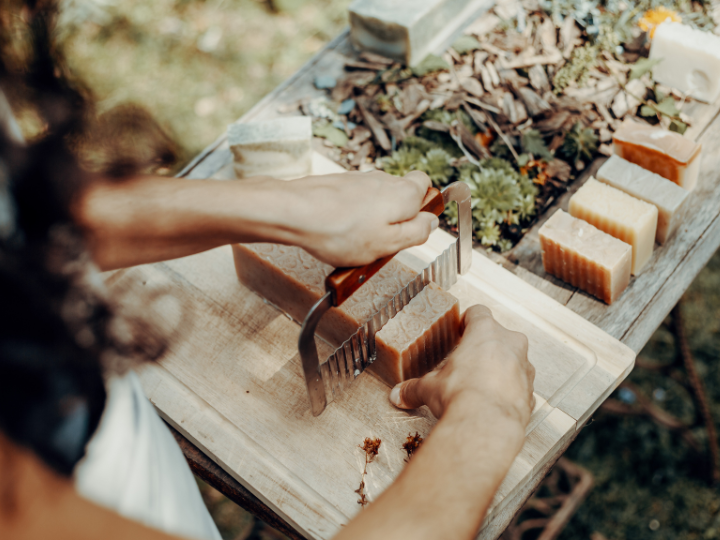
[228,117,312,180]
[232,243,460,386]
[650,22,720,104]
[613,120,702,191]
[348,0,493,66]
[569,178,658,275]
[597,155,689,244]
[539,210,632,304]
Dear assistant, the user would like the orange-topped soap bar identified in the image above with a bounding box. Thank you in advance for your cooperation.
[613,119,702,190]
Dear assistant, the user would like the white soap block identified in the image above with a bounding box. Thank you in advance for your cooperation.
[597,155,689,244]
[650,22,720,103]
[228,117,312,180]
[349,0,494,66]
[569,178,658,276]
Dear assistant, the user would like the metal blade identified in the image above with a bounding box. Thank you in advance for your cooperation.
[318,240,459,401]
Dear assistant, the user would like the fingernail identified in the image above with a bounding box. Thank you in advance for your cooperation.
[430,217,439,231]
[389,385,402,406]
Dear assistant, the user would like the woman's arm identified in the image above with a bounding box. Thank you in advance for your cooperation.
[74,171,438,271]
[334,305,535,540]
[0,435,184,540]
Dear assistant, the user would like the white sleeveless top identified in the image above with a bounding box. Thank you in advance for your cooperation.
[74,371,222,540]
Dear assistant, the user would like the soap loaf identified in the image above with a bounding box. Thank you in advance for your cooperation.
[539,210,632,304]
[349,0,493,66]
[232,243,460,386]
[596,155,689,244]
[649,22,720,104]
[613,120,702,191]
[569,178,658,275]
[228,117,312,180]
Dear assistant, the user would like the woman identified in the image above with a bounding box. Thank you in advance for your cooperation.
[0,3,535,539]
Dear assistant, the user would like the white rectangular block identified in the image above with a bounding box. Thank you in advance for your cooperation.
[228,117,312,180]
[569,178,658,276]
[650,22,720,104]
[613,119,702,191]
[597,155,689,244]
[539,210,632,305]
[349,0,494,66]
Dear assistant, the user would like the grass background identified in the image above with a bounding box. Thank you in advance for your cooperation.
[57,1,720,538]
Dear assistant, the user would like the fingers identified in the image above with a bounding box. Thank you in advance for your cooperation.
[389,375,432,410]
[403,170,432,197]
[384,212,439,252]
[385,171,433,223]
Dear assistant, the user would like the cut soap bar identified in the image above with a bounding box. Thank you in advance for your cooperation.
[228,117,312,180]
[649,22,720,104]
[613,119,702,191]
[232,243,460,386]
[539,210,632,304]
[373,282,460,384]
[349,0,493,66]
[597,155,689,244]
[569,178,658,275]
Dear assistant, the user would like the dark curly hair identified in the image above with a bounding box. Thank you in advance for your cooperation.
[0,0,176,484]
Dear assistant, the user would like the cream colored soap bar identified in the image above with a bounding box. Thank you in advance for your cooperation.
[569,178,658,275]
[232,243,460,386]
[613,120,702,191]
[539,210,632,304]
[650,22,720,104]
[228,117,312,180]
[597,155,689,244]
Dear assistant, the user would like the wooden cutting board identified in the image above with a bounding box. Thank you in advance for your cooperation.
[107,154,635,539]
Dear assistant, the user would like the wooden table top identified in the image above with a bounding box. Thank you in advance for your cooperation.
[179,29,720,355]
[134,26,719,540]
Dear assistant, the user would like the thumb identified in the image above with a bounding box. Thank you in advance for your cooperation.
[389,377,429,410]
[387,212,439,252]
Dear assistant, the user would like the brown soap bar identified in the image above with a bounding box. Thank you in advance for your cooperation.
[373,282,460,385]
[232,243,460,386]
[539,210,632,304]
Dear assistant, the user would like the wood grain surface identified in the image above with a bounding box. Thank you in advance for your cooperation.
[106,154,634,540]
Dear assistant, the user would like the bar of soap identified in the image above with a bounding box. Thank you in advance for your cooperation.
[228,117,312,180]
[232,243,460,386]
[348,0,493,66]
[597,155,689,244]
[613,119,702,191]
[649,22,720,104]
[539,210,631,304]
[569,178,658,275]
[372,282,460,384]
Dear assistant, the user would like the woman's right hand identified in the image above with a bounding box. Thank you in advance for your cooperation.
[389,305,535,429]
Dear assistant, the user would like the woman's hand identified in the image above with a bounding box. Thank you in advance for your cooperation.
[76,170,438,271]
[389,305,535,429]
[278,170,438,267]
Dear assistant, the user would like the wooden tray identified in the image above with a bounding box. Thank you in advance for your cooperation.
[108,156,634,540]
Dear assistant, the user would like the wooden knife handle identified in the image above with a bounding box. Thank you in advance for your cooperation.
[326,187,444,306]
